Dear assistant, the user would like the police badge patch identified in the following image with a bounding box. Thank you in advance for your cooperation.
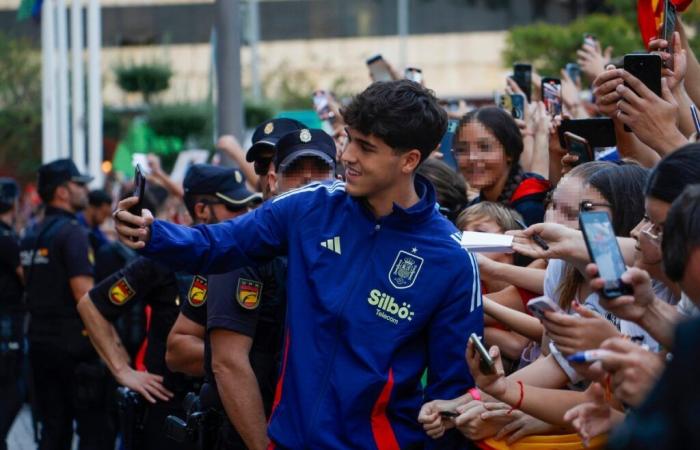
[109,278,135,306]
[188,275,208,307]
[388,250,424,289]
[237,278,263,310]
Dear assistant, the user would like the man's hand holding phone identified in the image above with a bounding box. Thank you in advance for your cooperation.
[114,196,154,249]
[465,337,506,398]
[586,263,656,324]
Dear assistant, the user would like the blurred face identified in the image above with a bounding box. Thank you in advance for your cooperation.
[277,156,334,193]
[631,197,670,266]
[547,175,610,230]
[67,182,89,212]
[462,217,512,264]
[90,203,112,226]
[454,121,510,190]
[254,148,277,200]
[196,200,255,225]
[341,128,420,198]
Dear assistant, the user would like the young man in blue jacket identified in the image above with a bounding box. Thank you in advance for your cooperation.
[114,80,483,449]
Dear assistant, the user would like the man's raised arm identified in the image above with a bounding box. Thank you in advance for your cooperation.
[113,194,291,275]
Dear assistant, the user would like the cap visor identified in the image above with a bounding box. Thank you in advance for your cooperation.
[216,190,263,206]
[246,141,277,162]
[278,150,335,172]
[72,175,94,184]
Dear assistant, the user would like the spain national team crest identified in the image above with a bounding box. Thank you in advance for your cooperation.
[188,275,208,307]
[109,278,135,306]
[236,278,263,310]
[388,250,424,289]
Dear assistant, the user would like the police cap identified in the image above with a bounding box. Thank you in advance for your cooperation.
[183,164,262,206]
[0,178,19,210]
[274,128,336,173]
[245,118,306,162]
[38,159,93,193]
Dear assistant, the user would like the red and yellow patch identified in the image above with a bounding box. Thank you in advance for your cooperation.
[188,275,208,307]
[236,278,263,310]
[109,278,135,306]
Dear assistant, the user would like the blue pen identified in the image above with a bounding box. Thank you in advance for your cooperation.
[567,349,614,363]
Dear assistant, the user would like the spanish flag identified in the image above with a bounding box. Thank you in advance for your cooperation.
[476,433,607,450]
[637,0,693,49]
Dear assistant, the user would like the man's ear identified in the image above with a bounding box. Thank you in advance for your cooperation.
[267,172,278,196]
[401,149,422,175]
[193,202,210,223]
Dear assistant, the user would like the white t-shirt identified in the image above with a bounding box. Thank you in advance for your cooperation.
[543,259,661,382]
[677,292,700,318]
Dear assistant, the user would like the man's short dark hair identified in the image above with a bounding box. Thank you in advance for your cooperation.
[342,80,447,163]
[88,189,112,207]
[662,184,700,282]
[39,183,61,204]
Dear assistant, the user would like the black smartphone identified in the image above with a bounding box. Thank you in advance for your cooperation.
[579,211,632,299]
[624,53,662,97]
[510,93,526,120]
[439,410,459,419]
[541,77,562,116]
[565,63,581,85]
[564,131,593,165]
[660,0,677,69]
[513,63,532,102]
[128,164,145,216]
[366,54,393,82]
[558,118,616,149]
[469,333,495,374]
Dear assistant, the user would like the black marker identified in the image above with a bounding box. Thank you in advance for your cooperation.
[514,218,550,251]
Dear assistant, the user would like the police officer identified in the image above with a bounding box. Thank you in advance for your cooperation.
[20,159,115,450]
[76,165,260,450]
[0,178,24,450]
[245,118,306,199]
[205,129,337,450]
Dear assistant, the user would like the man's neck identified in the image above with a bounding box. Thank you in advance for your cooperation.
[366,176,419,218]
[48,200,74,214]
[481,168,511,203]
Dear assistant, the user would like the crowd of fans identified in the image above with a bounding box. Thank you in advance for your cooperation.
[4,8,700,450]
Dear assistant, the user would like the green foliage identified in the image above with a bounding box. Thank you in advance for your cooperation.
[504,13,642,77]
[244,99,276,128]
[114,62,173,103]
[0,33,41,182]
[146,103,212,145]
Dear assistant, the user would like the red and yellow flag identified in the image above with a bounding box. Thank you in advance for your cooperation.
[637,0,693,49]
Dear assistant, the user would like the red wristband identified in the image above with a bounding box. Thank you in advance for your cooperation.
[467,387,481,402]
[507,381,524,415]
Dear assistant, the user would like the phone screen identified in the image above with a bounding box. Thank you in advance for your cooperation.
[367,55,393,82]
[542,78,562,116]
[579,211,630,298]
[438,119,459,169]
[313,91,335,121]
[510,94,525,120]
[513,64,532,102]
[565,63,581,85]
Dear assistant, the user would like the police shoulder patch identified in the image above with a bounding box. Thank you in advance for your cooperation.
[236,278,263,310]
[109,278,135,306]
[188,275,208,307]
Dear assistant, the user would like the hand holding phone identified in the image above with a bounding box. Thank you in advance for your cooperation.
[127,164,146,242]
[660,0,677,70]
[513,63,532,102]
[563,131,593,166]
[367,55,393,82]
[579,211,631,298]
[526,296,563,321]
[469,333,495,374]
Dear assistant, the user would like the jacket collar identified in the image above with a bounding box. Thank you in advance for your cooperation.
[357,174,437,229]
[44,205,76,219]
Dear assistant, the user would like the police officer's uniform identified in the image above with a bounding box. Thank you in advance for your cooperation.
[201,129,335,449]
[0,179,25,450]
[20,160,115,450]
[89,256,195,450]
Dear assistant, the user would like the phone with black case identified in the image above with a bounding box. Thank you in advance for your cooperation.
[579,211,632,299]
[513,63,532,102]
[557,118,616,149]
[623,54,662,132]
[564,131,593,165]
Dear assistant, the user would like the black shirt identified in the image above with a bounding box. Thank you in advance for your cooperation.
[206,257,287,414]
[89,256,191,392]
[0,221,23,313]
[20,206,94,353]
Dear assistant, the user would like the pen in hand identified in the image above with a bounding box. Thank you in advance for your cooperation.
[514,218,550,251]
